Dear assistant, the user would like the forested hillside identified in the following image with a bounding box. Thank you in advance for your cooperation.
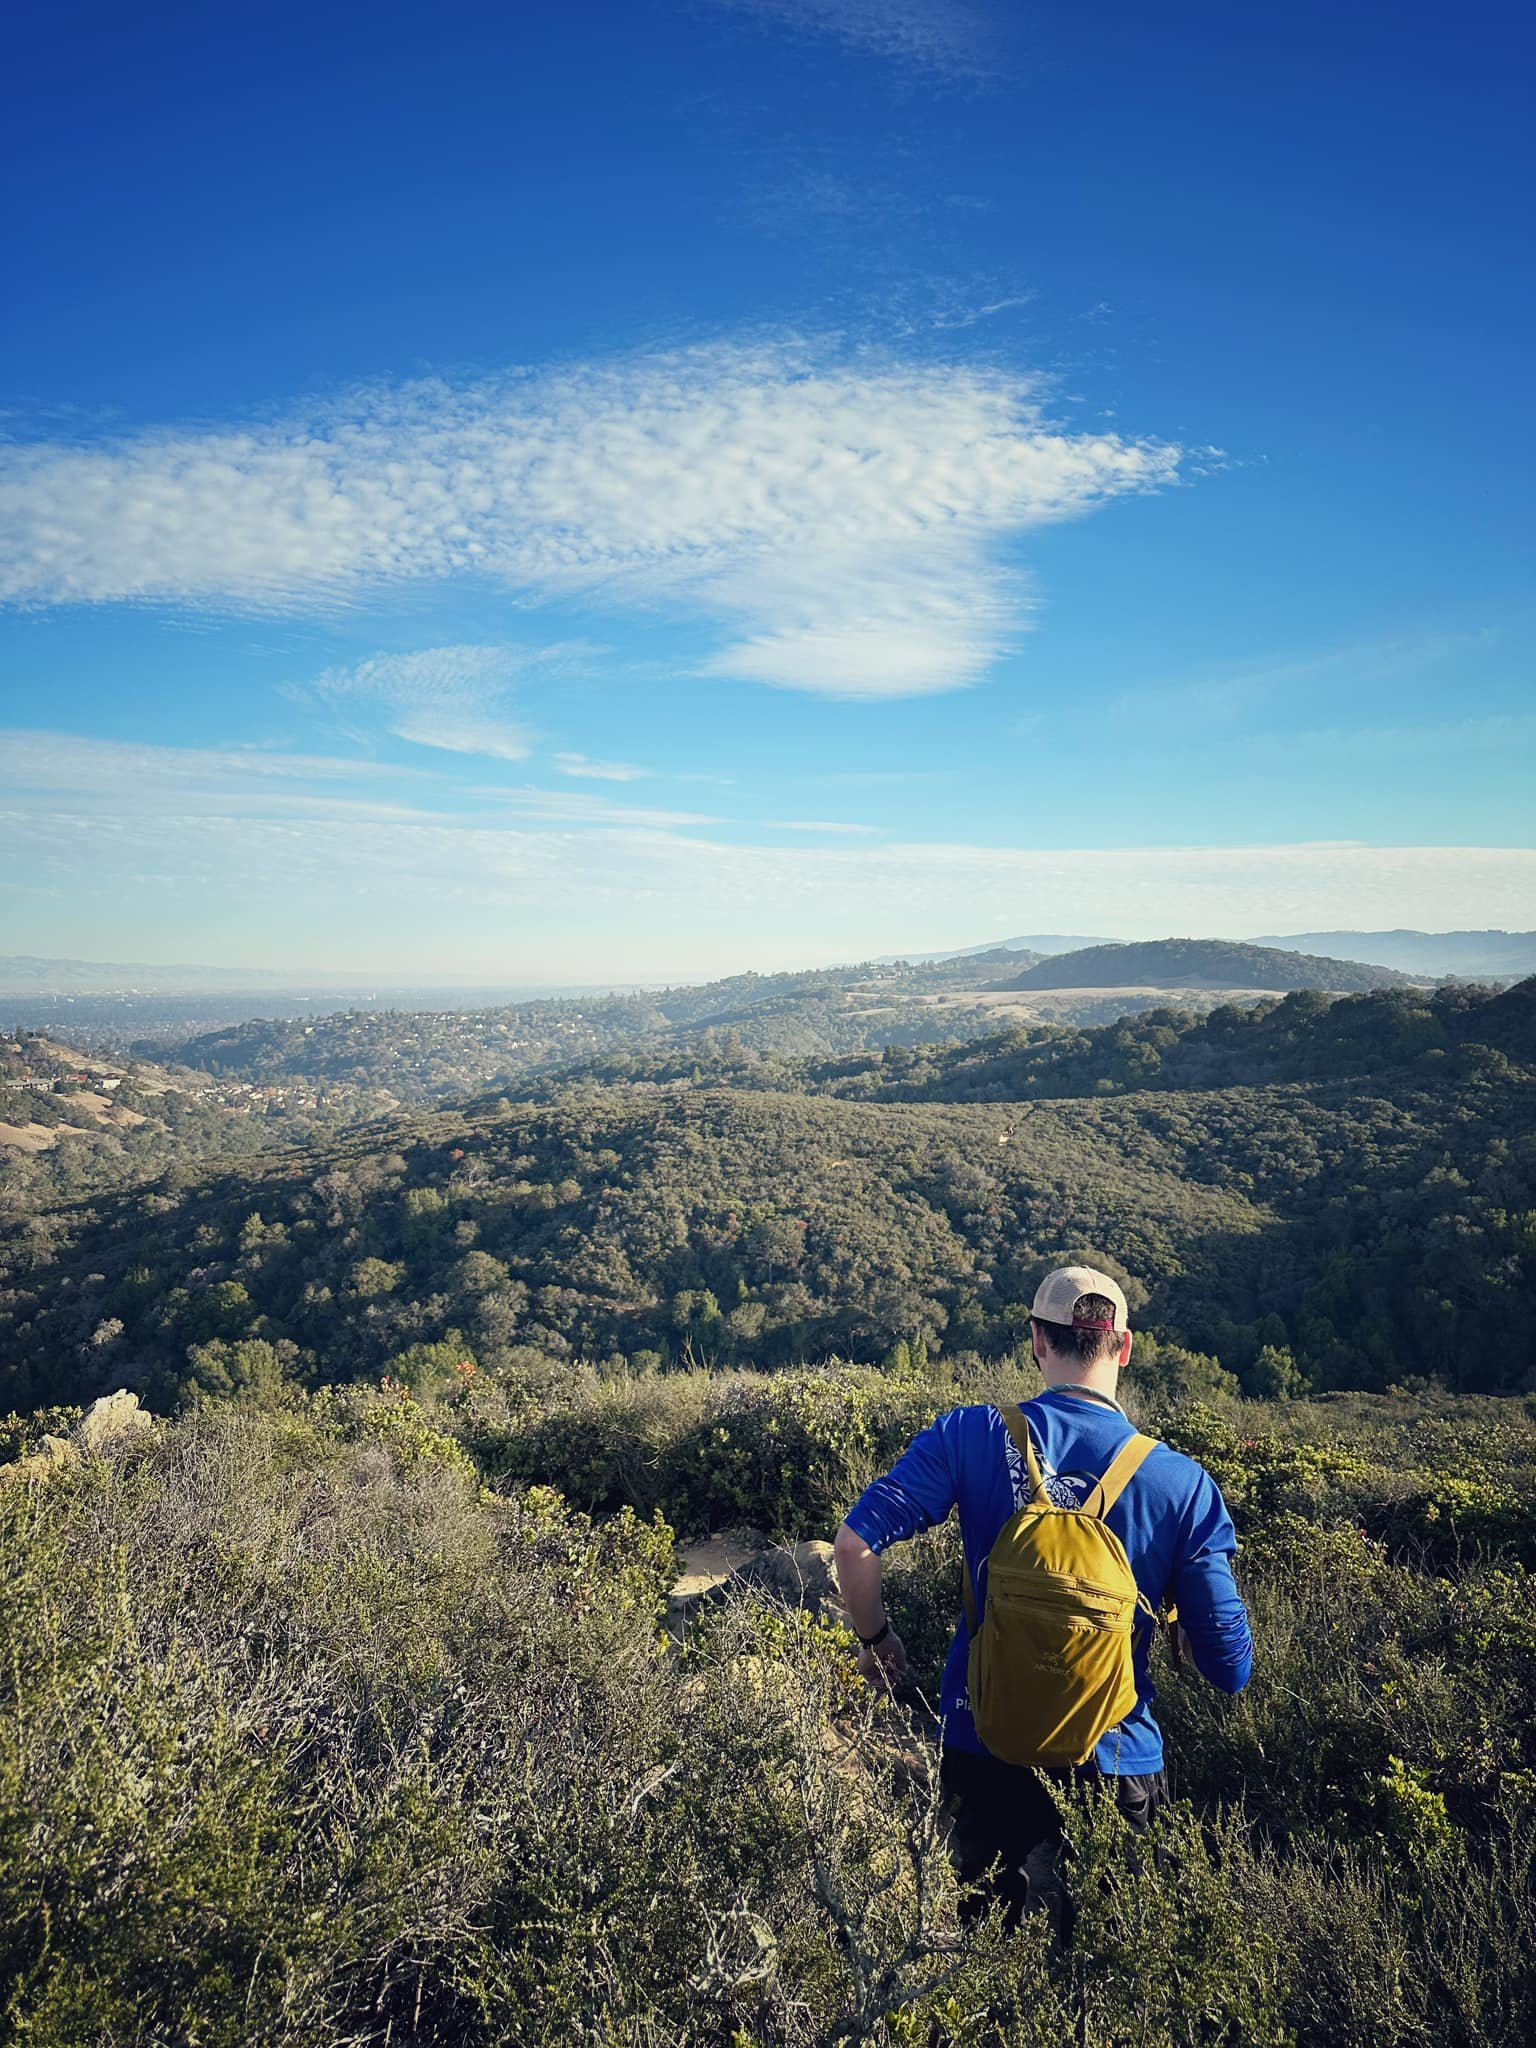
[1002,938,1415,992]
[0,1033,391,1204]
[538,980,1532,1101]
[3,973,1531,1416]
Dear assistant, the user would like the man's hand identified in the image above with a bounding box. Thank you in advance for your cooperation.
[856,1630,909,1692]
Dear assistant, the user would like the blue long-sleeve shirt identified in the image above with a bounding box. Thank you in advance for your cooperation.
[844,1387,1253,1774]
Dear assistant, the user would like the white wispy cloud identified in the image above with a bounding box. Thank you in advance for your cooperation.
[382,710,530,761]
[705,0,1000,80]
[487,788,722,828]
[0,730,418,810]
[0,730,724,833]
[1111,628,1500,729]
[304,642,596,760]
[765,818,881,834]
[931,291,1038,331]
[554,752,647,782]
[1214,710,1536,767]
[0,338,1182,700]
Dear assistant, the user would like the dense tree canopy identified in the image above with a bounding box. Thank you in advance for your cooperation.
[536,981,1533,1102]
[1,976,1530,1414]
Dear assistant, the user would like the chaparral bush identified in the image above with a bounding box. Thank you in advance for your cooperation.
[2,1384,1535,2046]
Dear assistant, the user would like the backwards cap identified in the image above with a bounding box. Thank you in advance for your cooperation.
[1030,1264,1130,1334]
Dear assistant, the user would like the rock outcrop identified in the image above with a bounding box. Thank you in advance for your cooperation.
[735,1539,841,1620]
[0,1390,156,1487]
[73,1388,157,1457]
[668,1535,844,1638]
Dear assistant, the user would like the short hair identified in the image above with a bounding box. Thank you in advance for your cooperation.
[1031,1293,1123,1366]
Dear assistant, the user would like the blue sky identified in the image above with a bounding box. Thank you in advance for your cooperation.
[2,0,1532,980]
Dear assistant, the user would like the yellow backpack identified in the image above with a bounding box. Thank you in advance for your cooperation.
[962,1405,1159,1767]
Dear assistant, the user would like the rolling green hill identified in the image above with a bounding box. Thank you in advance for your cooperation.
[532,981,1533,1103]
[3,973,1531,1415]
[999,937,1415,993]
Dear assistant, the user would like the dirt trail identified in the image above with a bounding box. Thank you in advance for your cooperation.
[672,1533,760,1598]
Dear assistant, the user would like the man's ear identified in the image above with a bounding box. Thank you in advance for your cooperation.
[1118,1329,1134,1370]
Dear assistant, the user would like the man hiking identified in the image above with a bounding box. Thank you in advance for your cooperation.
[833,1264,1253,1930]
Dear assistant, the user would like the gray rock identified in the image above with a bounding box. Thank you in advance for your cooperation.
[733,1539,844,1620]
[72,1390,156,1457]
[667,1535,845,1639]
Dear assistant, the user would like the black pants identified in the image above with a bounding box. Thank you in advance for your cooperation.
[939,1744,1169,1938]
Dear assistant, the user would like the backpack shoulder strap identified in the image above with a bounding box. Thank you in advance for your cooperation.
[999,1404,1049,1505]
[1087,1432,1160,1518]
[962,1405,1048,1633]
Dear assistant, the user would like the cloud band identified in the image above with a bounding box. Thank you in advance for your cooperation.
[0,340,1181,699]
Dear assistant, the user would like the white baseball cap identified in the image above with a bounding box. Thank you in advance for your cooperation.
[1030,1264,1130,1334]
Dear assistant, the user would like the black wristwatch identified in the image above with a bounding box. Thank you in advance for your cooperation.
[856,1618,892,1648]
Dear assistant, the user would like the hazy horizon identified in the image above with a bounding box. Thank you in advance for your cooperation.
[5,925,1536,1002]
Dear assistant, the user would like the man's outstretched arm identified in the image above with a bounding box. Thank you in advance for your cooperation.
[833,1523,909,1690]
[835,1408,965,1692]
[1171,1472,1254,1695]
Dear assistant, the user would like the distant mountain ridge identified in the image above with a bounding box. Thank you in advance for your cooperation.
[0,954,646,1003]
[1256,930,1536,979]
[0,955,309,996]
[997,937,1415,993]
[887,930,1536,980]
[877,935,1105,963]
[554,978,1535,1105]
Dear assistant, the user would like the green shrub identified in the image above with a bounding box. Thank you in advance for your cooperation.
[362,1387,479,1483]
[470,1364,940,1537]
[3,1386,1534,2045]
[0,1403,83,1462]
